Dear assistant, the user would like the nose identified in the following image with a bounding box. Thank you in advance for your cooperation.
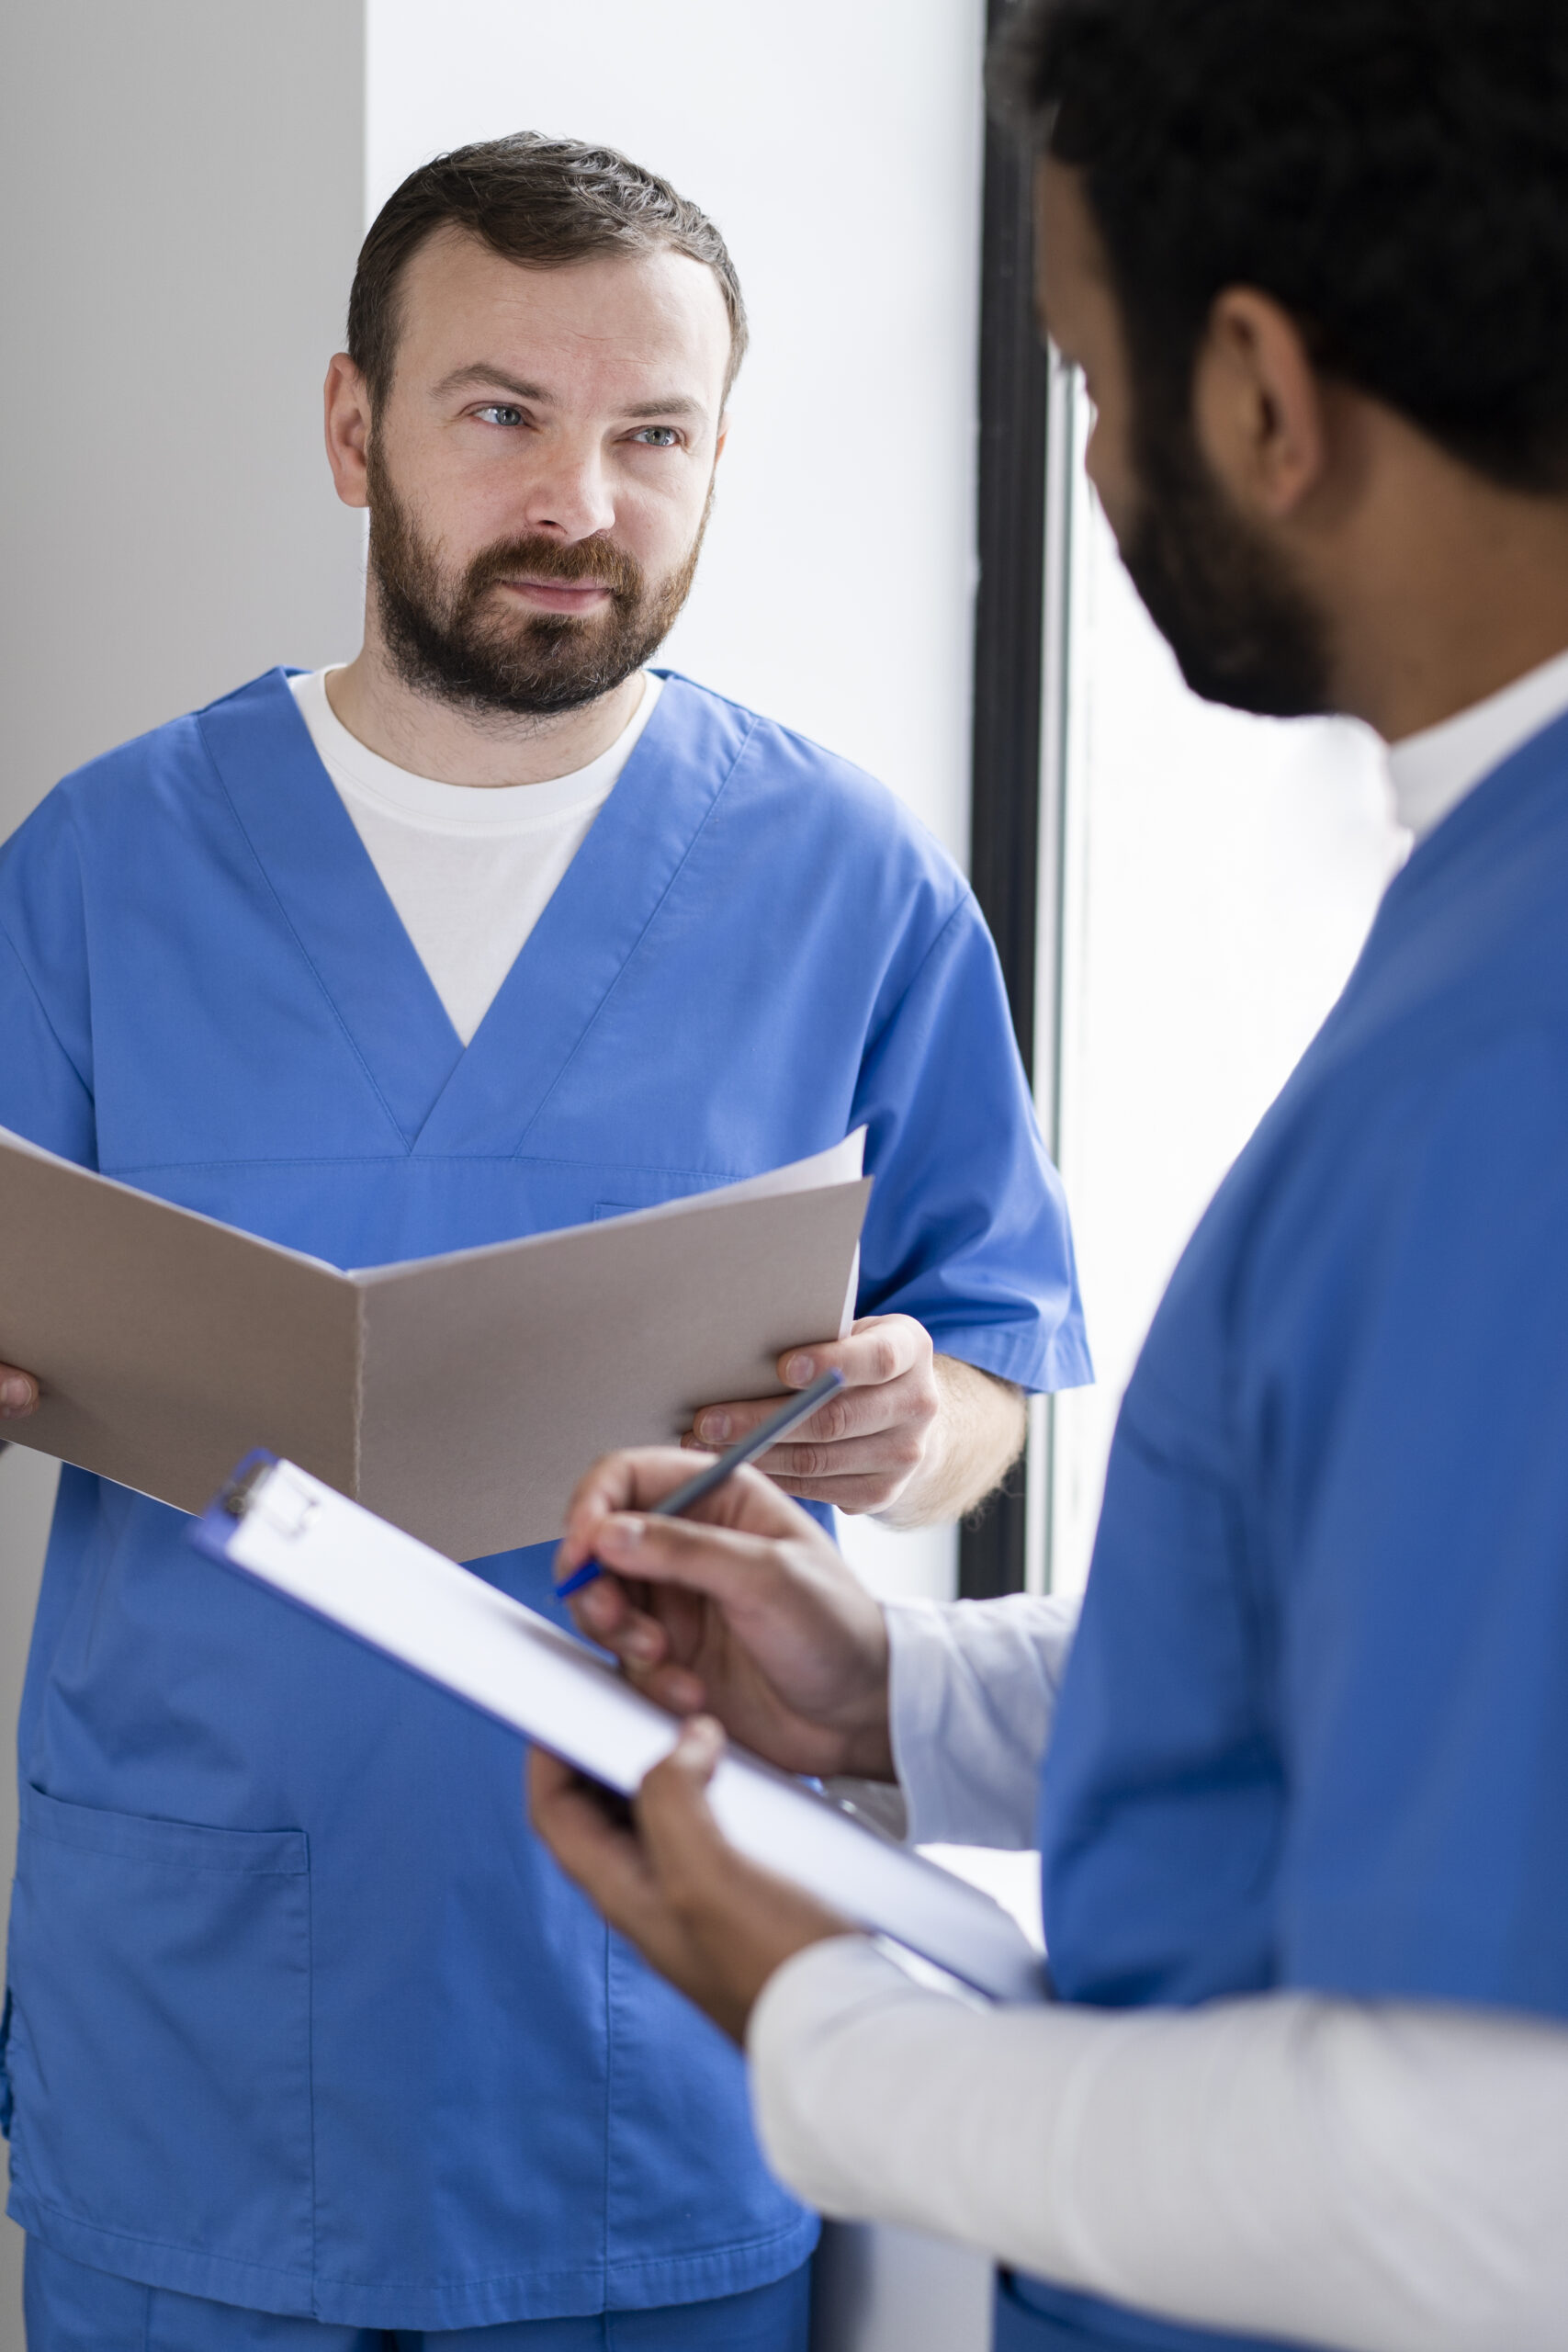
[518,435,616,543]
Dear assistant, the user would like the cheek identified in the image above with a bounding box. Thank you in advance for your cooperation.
[617,465,711,560]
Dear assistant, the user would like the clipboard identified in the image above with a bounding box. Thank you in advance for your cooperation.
[191,1454,1046,2007]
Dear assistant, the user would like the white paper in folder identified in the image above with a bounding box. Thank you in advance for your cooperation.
[190,1457,1045,2006]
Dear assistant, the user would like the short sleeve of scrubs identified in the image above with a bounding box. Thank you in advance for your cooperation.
[0,801,96,1163]
[1271,1025,1568,2014]
[852,898,1090,1396]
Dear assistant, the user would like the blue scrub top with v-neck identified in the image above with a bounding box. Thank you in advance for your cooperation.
[0,668,1089,2334]
[1004,713,1568,2352]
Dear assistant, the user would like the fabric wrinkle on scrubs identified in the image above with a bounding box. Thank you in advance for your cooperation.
[1000,714,1568,2352]
[0,665,1089,2335]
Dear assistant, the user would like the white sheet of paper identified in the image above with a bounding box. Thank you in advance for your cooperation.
[196,1457,1044,2006]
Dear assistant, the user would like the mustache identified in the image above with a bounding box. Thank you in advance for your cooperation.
[459,533,644,608]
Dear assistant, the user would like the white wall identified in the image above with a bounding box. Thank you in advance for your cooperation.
[0,7,367,2344]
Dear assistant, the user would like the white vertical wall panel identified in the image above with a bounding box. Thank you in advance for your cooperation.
[0,9,367,2346]
[0,1,367,831]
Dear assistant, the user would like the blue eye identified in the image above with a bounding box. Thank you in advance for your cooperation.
[474,405,525,427]
[634,426,681,448]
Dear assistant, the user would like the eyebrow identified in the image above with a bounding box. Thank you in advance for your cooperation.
[430,363,708,424]
[431,364,553,402]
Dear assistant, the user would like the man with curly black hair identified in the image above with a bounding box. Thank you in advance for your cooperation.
[530,5,1568,2348]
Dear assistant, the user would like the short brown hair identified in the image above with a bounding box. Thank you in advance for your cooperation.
[346,131,748,407]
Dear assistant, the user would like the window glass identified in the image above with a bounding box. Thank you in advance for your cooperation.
[1043,375,1406,1594]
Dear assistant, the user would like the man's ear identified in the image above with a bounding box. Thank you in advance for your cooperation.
[1192,289,1327,523]
[323,352,374,511]
[714,413,729,467]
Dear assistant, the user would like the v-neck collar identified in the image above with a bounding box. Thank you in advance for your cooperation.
[196,667,758,1157]
[198,670,463,1148]
[414,669,757,1157]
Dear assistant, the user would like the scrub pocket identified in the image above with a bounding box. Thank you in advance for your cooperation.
[6,1785,312,2280]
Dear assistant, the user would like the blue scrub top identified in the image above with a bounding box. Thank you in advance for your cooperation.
[1014,713,1568,2352]
[0,669,1089,2332]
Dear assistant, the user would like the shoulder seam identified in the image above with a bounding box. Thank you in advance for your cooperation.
[0,906,96,1115]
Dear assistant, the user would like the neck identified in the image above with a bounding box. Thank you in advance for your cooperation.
[327,615,646,787]
[1309,402,1568,741]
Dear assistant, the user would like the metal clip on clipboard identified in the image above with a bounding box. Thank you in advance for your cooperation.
[192,1454,1045,2006]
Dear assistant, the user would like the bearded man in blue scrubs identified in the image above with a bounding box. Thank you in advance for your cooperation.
[531,5,1568,2348]
[0,136,1089,2347]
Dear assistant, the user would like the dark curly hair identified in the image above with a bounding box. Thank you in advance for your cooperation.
[991,0,1568,491]
[347,131,747,408]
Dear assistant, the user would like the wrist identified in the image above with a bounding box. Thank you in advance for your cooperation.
[824,1607,896,1779]
[832,1721,898,1781]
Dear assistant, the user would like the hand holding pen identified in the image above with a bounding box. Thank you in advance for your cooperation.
[555,1370,846,1597]
[548,1393,897,1785]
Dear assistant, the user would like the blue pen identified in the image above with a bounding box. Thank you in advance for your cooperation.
[555,1367,846,1597]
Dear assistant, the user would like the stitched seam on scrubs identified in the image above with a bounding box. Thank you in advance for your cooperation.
[304,2214,818,2291]
[104,1156,773,1182]
[15,2194,314,2288]
[601,1924,612,2296]
[195,712,412,1152]
[0,913,95,1116]
[599,2219,818,2276]
[508,709,764,1158]
[305,1853,320,2298]
[854,893,974,1074]
[20,1826,306,1875]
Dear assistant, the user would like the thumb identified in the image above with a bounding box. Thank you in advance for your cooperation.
[635,1714,727,1868]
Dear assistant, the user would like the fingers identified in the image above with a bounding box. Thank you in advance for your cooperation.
[779,1314,930,1396]
[0,1367,39,1420]
[556,1450,820,1589]
[630,1716,735,1889]
[534,1727,849,2046]
[587,1501,814,1616]
[689,1318,931,1451]
[526,1748,651,1923]
[529,1723,726,1950]
[558,1447,717,1561]
[751,1430,926,1484]
[636,1714,724,1838]
[570,1579,709,1713]
[690,1371,926,1453]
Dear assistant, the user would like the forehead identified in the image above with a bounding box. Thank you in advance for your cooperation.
[391,225,732,401]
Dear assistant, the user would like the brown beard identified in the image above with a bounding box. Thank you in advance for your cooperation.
[365,436,709,717]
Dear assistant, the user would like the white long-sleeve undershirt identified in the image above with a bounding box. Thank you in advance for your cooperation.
[748,1594,1568,2352]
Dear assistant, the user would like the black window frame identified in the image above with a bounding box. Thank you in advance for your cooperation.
[960,0,1060,1600]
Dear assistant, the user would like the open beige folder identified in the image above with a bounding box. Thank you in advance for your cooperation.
[0,1126,869,1559]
